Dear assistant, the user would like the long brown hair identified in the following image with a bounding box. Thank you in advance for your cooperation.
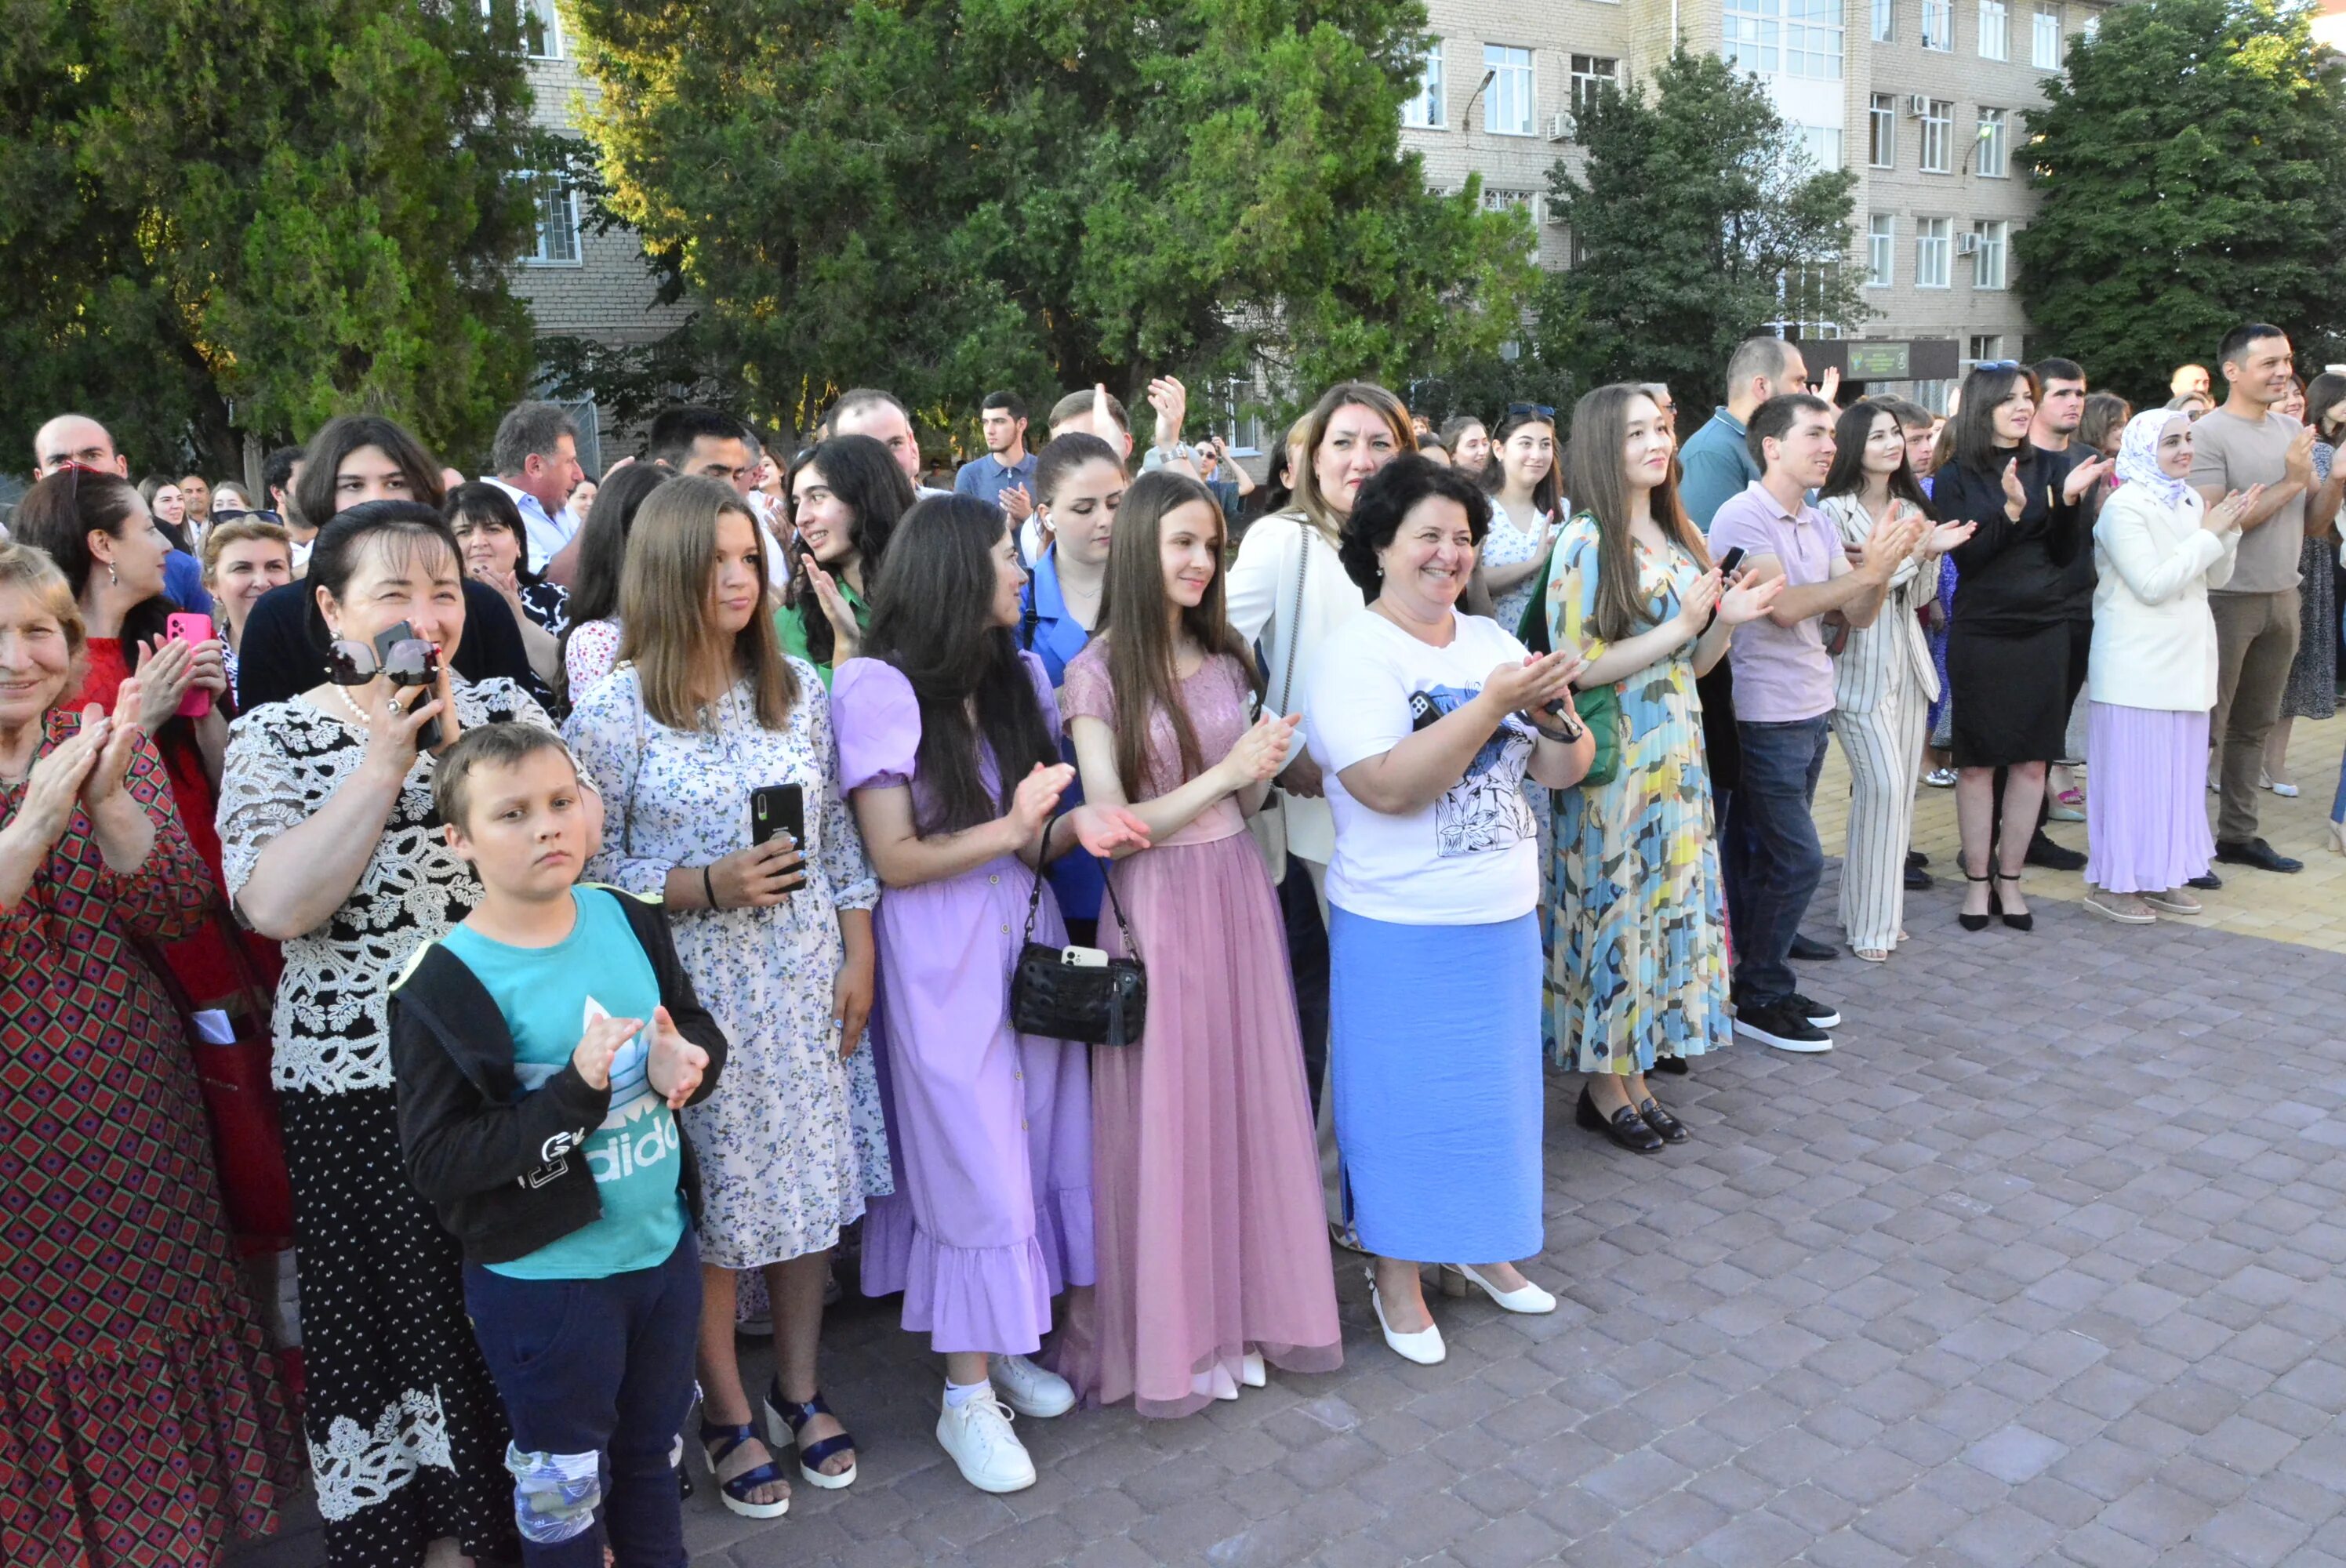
[1562,383,1712,646]
[1286,381,1417,541]
[616,475,798,731]
[1093,471,1261,801]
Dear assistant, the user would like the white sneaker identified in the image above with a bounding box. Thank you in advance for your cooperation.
[991,1353,1075,1418]
[936,1387,1036,1494]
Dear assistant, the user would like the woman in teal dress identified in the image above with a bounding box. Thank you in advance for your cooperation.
[1544,385,1778,1151]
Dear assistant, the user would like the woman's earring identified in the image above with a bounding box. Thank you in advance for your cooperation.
[107,562,118,586]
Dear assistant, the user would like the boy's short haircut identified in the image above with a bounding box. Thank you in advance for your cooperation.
[434,723,576,831]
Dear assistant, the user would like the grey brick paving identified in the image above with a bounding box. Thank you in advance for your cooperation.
[230,876,2346,1566]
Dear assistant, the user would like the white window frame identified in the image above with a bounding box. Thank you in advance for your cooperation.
[1974,220,2010,289]
[1872,0,1894,42]
[1916,216,1952,289]
[1570,54,1619,118]
[1484,45,1536,136]
[1979,0,2010,59]
[1795,124,1843,171]
[1725,0,1847,79]
[1867,215,1895,287]
[1975,107,2009,177]
[481,0,563,60]
[1403,42,1444,129]
[1923,0,1954,49]
[525,172,582,266]
[1919,99,1954,173]
[2032,2,2064,67]
[1868,94,1897,168]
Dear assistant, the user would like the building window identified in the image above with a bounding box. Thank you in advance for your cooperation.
[1916,216,1951,288]
[1867,215,1895,286]
[2082,11,2098,40]
[1976,108,2009,176]
[1872,0,1894,42]
[1770,261,1847,339]
[1868,94,1897,167]
[1723,0,1846,80]
[527,174,581,265]
[483,0,563,60]
[1923,0,1953,48]
[2032,2,2064,67]
[1403,43,1444,128]
[1484,45,1535,135]
[1481,186,1543,252]
[1570,54,1619,117]
[1979,0,2010,58]
[1919,98,1953,172]
[1794,125,1842,171]
[1968,335,2003,365]
[1973,220,2010,289]
[1913,379,1951,415]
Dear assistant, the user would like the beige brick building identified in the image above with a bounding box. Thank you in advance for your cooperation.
[1399,0,2115,408]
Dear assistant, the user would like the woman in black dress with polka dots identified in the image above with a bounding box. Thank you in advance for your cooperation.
[220,502,550,1566]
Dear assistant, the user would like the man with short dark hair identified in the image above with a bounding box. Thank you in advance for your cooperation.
[2017,357,2096,871]
[1680,337,1812,534]
[647,405,757,497]
[484,401,586,572]
[954,390,1037,521]
[263,444,313,569]
[1706,394,1923,1051]
[2192,324,2315,873]
[178,472,213,535]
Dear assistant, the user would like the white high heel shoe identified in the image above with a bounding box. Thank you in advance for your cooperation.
[1441,1263,1557,1315]
[1368,1269,1447,1365]
[1240,1351,1266,1388]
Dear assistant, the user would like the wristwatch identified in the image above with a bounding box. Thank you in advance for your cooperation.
[1531,707,1584,744]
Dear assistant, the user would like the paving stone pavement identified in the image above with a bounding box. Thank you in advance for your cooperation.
[230,843,2346,1568]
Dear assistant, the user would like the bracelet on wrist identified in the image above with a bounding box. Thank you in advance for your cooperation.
[701,862,717,909]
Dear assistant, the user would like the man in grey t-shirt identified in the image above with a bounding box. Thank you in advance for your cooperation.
[2189,324,2315,872]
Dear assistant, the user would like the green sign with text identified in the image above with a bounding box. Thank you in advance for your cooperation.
[1846,344,1912,379]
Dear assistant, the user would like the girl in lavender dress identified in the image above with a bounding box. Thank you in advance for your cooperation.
[831,495,1148,1494]
[1058,472,1342,1417]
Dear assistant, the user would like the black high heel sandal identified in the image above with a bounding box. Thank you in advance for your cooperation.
[1959,870,1992,932]
[1994,871,2033,931]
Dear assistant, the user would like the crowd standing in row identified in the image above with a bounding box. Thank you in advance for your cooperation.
[3,323,2338,1568]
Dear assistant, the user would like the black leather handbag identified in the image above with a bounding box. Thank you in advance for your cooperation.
[1008,837,1147,1047]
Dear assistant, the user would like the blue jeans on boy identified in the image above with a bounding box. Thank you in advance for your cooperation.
[465,1232,702,1567]
[1727,717,1830,1009]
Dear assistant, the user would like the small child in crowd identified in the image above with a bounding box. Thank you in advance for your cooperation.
[390,722,728,1566]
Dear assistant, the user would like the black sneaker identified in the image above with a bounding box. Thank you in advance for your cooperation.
[1786,991,1841,1029]
[1733,1000,1833,1054]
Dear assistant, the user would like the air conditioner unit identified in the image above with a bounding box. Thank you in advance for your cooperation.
[1547,111,1578,142]
[1906,93,1932,116]
[1957,232,1981,255]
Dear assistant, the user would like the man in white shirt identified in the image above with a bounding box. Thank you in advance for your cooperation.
[482,401,585,573]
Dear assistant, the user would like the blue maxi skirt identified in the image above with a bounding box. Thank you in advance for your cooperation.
[1327,906,1543,1264]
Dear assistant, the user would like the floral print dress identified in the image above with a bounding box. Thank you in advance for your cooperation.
[1542,515,1733,1074]
[564,659,889,1270]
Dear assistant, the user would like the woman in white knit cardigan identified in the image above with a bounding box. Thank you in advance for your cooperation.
[2083,410,2257,924]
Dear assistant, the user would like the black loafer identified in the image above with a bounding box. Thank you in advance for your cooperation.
[1905,866,1933,891]
[2213,837,2304,873]
[2188,871,2223,890]
[1789,932,1838,961]
[1577,1086,1664,1152]
[1906,849,1929,869]
[1636,1097,1690,1143]
[1653,1055,1690,1076]
[2023,831,2086,871]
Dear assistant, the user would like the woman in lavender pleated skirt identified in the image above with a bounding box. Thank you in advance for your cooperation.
[2081,411,2250,924]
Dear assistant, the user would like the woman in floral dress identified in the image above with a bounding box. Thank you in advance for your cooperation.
[1544,386,1778,1149]
[564,476,884,1519]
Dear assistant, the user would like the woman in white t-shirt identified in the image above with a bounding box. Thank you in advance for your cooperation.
[1304,456,1593,1369]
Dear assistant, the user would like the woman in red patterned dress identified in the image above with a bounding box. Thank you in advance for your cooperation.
[0,543,300,1566]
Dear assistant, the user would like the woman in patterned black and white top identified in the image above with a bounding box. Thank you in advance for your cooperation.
[219,501,547,1568]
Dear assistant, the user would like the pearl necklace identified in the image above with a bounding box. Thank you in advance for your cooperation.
[330,681,390,729]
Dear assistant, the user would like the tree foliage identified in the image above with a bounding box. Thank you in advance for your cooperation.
[562,0,1538,440]
[1548,46,1865,394]
[0,1,542,475]
[2016,0,2346,400]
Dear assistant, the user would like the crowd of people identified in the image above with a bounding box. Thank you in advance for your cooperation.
[2,325,2339,1568]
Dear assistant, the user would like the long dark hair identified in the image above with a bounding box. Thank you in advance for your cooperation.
[1094,470,1260,800]
[786,434,914,666]
[862,495,1058,834]
[2305,372,2346,445]
[1947,363,2039,478]
[556,460,672,708]
[10,467,176,651]
[1561,383,1712,645]
[295,415,445,524]
[1479,405,1563,518]
[1819,399,1934,517]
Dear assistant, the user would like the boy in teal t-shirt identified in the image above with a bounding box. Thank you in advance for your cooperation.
[390,724,727,1566]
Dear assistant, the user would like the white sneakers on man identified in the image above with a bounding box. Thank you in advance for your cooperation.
[990,1352,1076,1417]
[937,1386,1035,1494]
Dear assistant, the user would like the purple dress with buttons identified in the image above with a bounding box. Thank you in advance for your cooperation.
[830,652,1095,1356]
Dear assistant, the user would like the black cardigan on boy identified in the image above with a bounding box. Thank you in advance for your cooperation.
[388,885,728,1266]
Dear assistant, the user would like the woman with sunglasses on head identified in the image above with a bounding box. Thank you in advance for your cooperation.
[780,434,916,686]
[1933,363,2112,932]
[218,501,552,1568]
[565,476,884,1520]
[1055,470,1341,1415]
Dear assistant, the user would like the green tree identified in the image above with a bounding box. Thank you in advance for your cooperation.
[0,2,543,477]
[2017,0,2346,400]
[561,0,1538,443]
[1548,46,1864,394]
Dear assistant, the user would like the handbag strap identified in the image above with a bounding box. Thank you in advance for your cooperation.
[1271,523,1310,716]
[1019,804,1142,963]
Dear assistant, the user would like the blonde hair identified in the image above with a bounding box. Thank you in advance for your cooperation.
[615,475,798,731]
[1286,382,1417,541]
[199,517,295,584]
[0,541,89,691]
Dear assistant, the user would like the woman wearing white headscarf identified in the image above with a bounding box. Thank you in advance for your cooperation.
[2083,410,2258,924]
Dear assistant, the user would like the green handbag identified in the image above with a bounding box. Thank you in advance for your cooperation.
[1514,516,1622,788]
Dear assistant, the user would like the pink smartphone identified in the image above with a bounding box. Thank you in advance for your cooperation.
[165,612,213,718]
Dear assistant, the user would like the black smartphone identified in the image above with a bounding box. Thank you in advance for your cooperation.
[1716,546,1748,577]
[750,782,806,850]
